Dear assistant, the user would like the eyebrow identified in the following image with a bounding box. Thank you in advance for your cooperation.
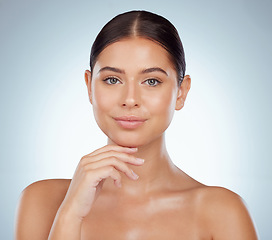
[98,66,168,76]
[98,66,125,74]
[141,67,168,76]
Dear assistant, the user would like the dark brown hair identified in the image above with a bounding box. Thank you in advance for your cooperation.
[90,10,186,85]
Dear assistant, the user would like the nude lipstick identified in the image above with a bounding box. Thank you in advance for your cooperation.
[113,116,147,129]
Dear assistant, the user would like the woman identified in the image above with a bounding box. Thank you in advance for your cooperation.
[15,10,258,239]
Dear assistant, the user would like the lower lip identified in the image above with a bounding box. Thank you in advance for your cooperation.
[115,119,146,129]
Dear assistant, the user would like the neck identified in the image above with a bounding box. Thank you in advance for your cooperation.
[104,134,180,196]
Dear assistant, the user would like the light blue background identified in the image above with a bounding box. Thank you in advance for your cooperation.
[1,0,271,239]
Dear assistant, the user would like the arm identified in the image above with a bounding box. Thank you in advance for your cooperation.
[15,181,84,240]
[15,180,71,240]
[15,145,144,240]
[47,206,82,240]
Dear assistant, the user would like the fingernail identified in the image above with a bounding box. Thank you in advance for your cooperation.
[128,148,138,152]
[136,158,145,163]
[131,170,139,180]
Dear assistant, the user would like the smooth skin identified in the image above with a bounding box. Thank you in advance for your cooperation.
[15,38,258,240]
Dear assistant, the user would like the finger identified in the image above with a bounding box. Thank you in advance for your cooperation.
[87,145,138,157]
[84,157,139,180]
[88,150,144,165]
[81,151,144,167]
[88,166,122,188]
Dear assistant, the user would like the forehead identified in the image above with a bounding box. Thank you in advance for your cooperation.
[93,37,175,74]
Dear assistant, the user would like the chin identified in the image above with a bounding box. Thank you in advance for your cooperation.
[107,130,162,148]
[109,137,145,148]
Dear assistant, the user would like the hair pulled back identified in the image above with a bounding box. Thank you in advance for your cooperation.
[90,10,186,85]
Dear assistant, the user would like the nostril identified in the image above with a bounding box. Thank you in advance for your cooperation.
[122,102,139,107]
[122,103,139,107]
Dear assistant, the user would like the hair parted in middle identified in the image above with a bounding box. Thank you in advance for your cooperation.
[89,10,186,86]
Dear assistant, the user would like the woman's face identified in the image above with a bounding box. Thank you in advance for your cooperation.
[85,37,190,147]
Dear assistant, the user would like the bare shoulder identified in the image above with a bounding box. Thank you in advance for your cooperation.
[195,185,245,205]
[21,178,70,199]
[15,179,71,240]
[195,186,259,240]
[195,186,251,217]
[17,179,71,212]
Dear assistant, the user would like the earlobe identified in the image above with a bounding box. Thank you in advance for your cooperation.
[85,70,92,104]
[175,75,191,110]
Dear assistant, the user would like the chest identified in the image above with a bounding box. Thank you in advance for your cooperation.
[80,195,208,240]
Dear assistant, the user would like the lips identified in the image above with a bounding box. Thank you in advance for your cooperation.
[113,116,147,129]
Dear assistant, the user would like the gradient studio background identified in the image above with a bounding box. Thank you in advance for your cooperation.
[0,0,271,239]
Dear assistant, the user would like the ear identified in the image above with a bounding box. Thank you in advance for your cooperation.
[175,75,191,110]
[85,70,92,104]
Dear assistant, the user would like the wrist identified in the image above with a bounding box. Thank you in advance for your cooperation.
[56,205,84,225]
[48,205,83,240]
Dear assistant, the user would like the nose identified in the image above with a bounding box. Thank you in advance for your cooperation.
[121,81,140,108]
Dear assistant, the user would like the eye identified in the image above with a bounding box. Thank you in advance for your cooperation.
[144,78,161,86]
[103,77,121,85]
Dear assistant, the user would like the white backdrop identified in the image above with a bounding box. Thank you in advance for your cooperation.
[1,0,271,239]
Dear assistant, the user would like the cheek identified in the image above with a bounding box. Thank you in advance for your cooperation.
[91,85,116,125]
[145,88,177,121]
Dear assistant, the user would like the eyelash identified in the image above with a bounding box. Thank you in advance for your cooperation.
[143,78,162,87]
[102,77,162,87]
[102,77,122,85]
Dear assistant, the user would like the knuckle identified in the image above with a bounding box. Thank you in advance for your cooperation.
[106,166,115,174]
[78,159,87,169]
[114,170,121,178]
[126,168,132,176]
[108,150,117,156]
[122,153,132,162]
[80,155,95,165]
[82,165,89,172]
[126,164,131,171]
[80,154,89,160]
[110,156,119,164]
[129,155,135,162]
[80,155,88,164]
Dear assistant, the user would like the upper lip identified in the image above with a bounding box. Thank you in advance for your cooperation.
[114,116,147,121]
